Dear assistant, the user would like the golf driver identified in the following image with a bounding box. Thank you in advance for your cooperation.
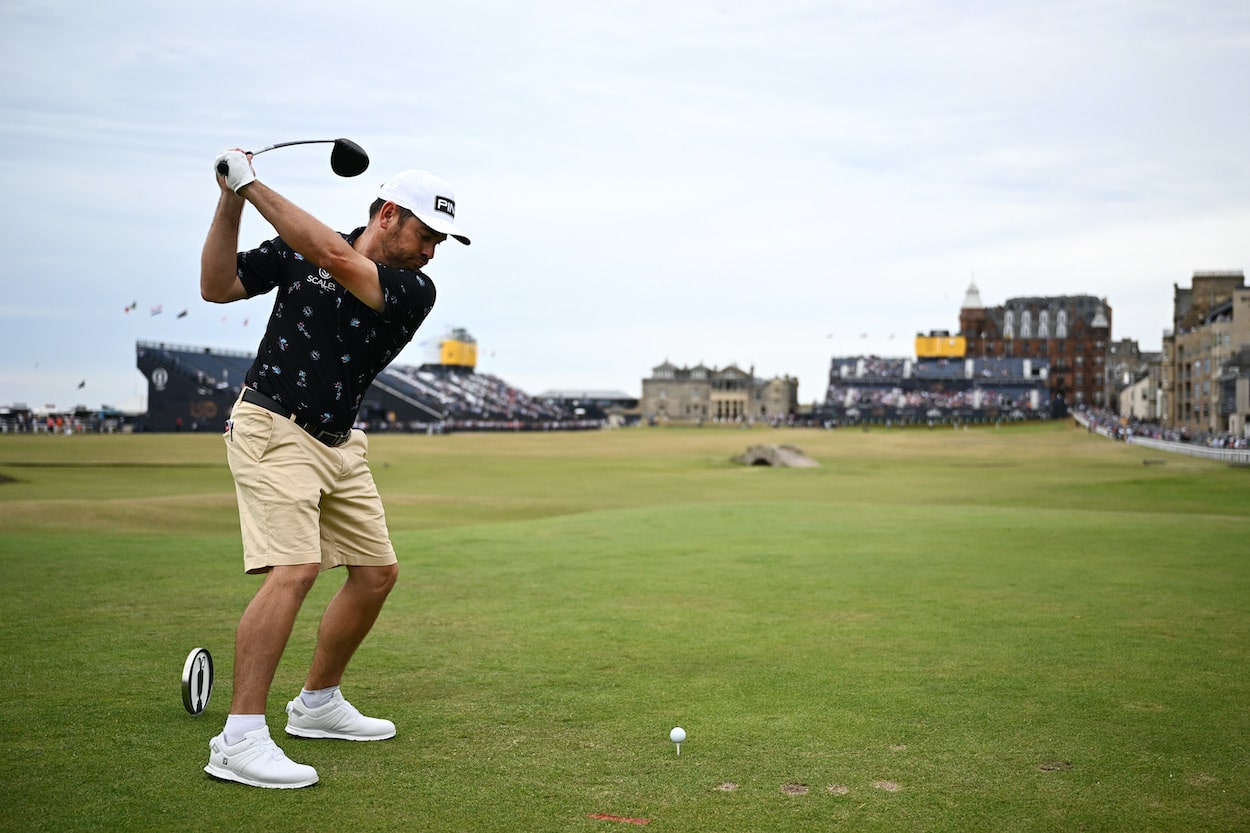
[215,137,369,178]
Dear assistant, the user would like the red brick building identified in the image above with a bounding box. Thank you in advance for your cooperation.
[958,283,1111,410]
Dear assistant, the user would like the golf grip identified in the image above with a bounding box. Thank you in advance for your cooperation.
[214,145,284,176]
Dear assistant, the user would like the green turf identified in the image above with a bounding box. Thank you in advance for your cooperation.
[0,423,1247,831]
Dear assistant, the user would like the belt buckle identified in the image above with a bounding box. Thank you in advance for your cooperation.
[317,429,349,447]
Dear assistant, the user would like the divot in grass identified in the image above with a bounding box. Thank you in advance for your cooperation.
[872,780,902,792]
[586,813,650,825]
[780,783,808,796]
[827,784,850,795]
[1039,760,1073,772]
[714,782,738,792]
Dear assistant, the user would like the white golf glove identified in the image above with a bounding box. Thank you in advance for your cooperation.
[214,149,256,193]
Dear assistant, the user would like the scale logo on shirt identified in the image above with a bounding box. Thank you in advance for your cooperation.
[307,268,338,293]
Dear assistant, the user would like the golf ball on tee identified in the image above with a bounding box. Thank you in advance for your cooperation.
[670,727,686,743]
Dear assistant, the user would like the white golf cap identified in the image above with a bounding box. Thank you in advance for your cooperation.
[377,169,470,245]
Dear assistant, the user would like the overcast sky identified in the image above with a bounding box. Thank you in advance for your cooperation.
[3,0,1248,411]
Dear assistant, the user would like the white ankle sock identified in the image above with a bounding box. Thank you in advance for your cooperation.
[223,714,265,745]
[300,685,339,709]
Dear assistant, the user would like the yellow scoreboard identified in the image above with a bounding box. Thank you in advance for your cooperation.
[914,333,966,359]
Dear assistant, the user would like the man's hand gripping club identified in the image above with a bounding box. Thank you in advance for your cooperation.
[215,149,257,193]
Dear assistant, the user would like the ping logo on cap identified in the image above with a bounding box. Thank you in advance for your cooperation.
[434,196,455,218]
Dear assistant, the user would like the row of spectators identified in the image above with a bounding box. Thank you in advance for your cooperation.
[0,412,130,434]
[365,418,605,434]
[831,356,908,379]
[377,366,568,422]
[1076,407,1249,449]
[831,355,1044,382]
[826,385,1038,411]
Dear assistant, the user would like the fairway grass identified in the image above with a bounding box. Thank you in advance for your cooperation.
[0,422,1247,832]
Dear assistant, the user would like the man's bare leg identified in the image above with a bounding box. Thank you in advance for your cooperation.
[304,563,399,691]
[230,564,321,714]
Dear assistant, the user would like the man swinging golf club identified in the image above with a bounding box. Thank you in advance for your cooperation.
[200,147,469,788]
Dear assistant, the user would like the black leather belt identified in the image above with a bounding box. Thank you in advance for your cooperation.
[240,388,352,448]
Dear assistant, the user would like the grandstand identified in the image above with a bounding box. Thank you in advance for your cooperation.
[818,354,1058,425]
[135,333,593,433]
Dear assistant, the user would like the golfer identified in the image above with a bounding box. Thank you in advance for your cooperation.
[200,149,469,788]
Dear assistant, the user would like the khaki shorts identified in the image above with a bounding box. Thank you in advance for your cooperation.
[225,399,397,574]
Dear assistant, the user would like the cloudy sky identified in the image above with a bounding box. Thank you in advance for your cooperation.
[3,0,1248,411]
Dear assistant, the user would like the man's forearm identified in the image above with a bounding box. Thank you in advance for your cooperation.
[201,191,247,303]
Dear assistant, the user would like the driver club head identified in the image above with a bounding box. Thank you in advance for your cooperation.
[329,138,369,177]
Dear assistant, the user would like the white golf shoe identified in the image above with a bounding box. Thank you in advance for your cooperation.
[204,726,318,789]
[284,691,396,741]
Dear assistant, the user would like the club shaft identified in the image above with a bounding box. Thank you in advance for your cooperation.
[251,139,337,156]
